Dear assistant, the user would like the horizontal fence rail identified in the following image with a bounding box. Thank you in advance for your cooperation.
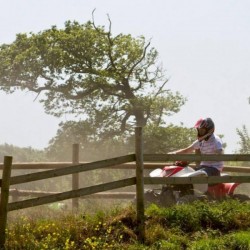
[1,155,249,171]
[9,189,136,199]
[0,163,72,170]
[8,177,136,211]
[8,154,135,186]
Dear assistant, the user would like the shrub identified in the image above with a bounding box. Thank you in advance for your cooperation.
[5,200,250,249]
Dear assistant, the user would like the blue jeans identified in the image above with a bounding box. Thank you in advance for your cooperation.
[195,165,220,176]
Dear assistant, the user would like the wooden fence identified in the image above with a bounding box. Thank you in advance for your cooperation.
[4,163,250,202]
[1,127,250,246]
[2,160,250,203]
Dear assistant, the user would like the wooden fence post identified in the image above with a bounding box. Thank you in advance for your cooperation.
[135,127,145,243]
[0,156,13,249]
[195,149,201,168]
[72,144,79,210]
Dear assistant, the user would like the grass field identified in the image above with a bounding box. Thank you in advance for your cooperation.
[5,199,250,249]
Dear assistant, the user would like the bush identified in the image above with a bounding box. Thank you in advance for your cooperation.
[5,200,250,249]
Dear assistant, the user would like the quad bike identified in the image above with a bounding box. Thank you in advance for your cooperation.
[144,161,250,207]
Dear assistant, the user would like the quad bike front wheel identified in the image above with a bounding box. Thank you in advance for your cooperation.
[144,189,161,205]
[159,187,176,207]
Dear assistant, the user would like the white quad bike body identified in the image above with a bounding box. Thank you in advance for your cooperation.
[145,162,249,206]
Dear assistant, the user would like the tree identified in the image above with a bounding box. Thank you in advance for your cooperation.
[142,124,196,154]
[0,16,185,137]
[236,125,250,154]
[45,120,133,161]
[0,143,46,162]
[45,120,197,161]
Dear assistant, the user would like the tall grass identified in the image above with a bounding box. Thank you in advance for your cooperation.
[5,199,250,249]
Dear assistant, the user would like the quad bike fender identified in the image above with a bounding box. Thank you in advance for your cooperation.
[170,166,195,177]
[223,183,240,195]
[149,168,165,177]
[179,169,207,177]
[207,182,240,198]
[163,166,184,177]
[218,173,240,194]
[149,166,186,177]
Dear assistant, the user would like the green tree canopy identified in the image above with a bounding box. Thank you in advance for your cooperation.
[0,17,185,136]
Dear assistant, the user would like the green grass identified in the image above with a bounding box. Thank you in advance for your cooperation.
[5,199,250,249]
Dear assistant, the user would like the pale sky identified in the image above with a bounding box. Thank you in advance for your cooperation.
[0,0,249,153]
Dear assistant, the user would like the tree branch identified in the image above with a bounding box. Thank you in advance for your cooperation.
[127,41,151,78]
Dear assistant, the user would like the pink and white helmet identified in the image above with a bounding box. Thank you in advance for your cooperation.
[194,118,215,141]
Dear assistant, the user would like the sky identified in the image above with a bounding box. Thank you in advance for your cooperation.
[0,0,249,153]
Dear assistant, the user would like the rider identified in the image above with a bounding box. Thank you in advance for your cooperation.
[169,117,224,176]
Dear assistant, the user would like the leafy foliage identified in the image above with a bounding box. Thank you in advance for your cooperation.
[0,13,192,166]
[6,200,250,249]
[45,121,196,161]
[236,125,250,154]
[45,120,134,162]
[142,123,196,154]
[0,17,185,136]
[0,143,46,162]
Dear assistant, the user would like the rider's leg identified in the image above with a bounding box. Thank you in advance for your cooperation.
[195,165,220,176]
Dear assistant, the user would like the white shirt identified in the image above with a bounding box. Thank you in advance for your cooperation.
[191,134,224,171]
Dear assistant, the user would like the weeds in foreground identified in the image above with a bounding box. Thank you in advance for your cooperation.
[5,199,250,249]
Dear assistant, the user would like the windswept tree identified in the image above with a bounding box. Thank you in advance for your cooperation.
[0,15,185,137]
